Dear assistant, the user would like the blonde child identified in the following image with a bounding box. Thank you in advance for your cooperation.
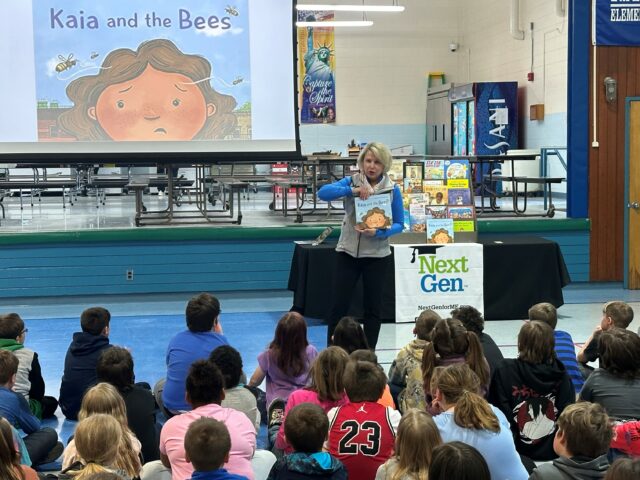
[62,383,141,479]
[430,364,528,479]
[375,409,442,480]
[59,414,130,479]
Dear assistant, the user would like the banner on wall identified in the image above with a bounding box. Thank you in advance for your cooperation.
[297,11,336,124]
[593,0,640,45]
[393,243,484,323]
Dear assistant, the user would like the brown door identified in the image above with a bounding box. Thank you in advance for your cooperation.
[627,100,640,288]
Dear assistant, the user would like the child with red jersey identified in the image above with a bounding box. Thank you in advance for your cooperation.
[326,360,401,480]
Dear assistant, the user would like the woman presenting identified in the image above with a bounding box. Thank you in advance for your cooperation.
[318,142,404,350]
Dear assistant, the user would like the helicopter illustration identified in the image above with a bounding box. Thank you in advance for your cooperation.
[56,54,77,73]
[232,76,244,85]
[225,5,239,16]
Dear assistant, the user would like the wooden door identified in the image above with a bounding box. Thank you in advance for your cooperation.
[625,99,640,288]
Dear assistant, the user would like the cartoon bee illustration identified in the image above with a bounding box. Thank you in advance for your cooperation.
[232,76,243,85]
[225,5,239,16]
[56,54,77,73]
[90,52,99,60]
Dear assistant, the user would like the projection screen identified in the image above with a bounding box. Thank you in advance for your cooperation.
[0,0,300,163]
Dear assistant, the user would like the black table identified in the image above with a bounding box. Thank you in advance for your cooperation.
[288,236,571,321]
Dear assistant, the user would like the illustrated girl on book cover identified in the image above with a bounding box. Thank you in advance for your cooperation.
[358,207,392,229]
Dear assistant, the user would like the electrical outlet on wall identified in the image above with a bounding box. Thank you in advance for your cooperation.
[126,269,134,281]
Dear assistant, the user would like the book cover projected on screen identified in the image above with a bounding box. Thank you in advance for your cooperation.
[0,0,298,161]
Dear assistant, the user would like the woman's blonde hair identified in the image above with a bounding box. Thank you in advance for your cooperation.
[431,364,499,433]
[358,142,393,173]
[309,346,349,402]
[67,414,122,479]
[0,418,23,480]
[77,383,141,477]
[388,409,442,480]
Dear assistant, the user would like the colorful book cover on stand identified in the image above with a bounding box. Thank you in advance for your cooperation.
[355,192,393,229]
[424,184,448,206]
[424,160,445,180]
[448,207,475,232]
[403,178,424,193]
[409,203,427,232]
[427,218,455,244]
[448,188,471,206]
[426,206,447,219]
[388,159,405,186]
[444,159,470,183]
[403,162,424,183]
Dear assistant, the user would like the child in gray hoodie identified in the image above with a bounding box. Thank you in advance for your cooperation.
[529,402,612,480]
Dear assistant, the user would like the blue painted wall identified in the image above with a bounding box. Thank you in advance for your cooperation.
[0,230,589,298]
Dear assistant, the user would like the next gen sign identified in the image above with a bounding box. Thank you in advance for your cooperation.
[393,243,484,323]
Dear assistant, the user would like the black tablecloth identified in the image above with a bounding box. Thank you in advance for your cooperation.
[288,236,571,321]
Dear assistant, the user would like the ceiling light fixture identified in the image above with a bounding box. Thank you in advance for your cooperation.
[297,4,405,12]
[295,20,374,27]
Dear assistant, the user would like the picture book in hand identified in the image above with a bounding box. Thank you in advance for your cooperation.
[427,218,455,244]
[355,192,393,229]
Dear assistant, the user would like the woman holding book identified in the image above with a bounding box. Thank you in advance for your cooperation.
[318,142,404,349]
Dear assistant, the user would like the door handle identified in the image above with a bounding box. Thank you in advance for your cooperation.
[628,201,640,209]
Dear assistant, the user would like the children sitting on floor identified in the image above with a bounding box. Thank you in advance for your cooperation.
[59,306,112,420]
[488,321,574,461]
[529,302,584,395]
[450,305,503,375]
[58,414,130,480]
[421,317,489,415]
[96,346,159,462]
[269,403,347,480]
[184,417,249,480]
[326,359,401,480]
[349,349,395,409]
[248,312,318,438]
[428,442,490,480]
[156,293,228,417]
[331,317,370,354]
[577,301,634,378]
[430,364,529,479]
[209,345,261,432]
[579,327,640,421]
[0,350,62,467]
[528,402,612,479]
[274,347,349,454]
[62,382,142,479]
[0,313,58,418]
[387,309,440,413]
[375,409,442,480]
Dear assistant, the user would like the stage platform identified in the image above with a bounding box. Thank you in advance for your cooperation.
[0,190,589,300]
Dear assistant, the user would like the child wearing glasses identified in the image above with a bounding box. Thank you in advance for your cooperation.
[0,313,58,418]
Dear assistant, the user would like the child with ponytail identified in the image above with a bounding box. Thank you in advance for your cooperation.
[375,409,442,480]
[59,414,131,479]
[421,318,489,414]
[431,364,529,480]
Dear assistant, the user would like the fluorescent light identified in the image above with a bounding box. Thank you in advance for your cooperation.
[296,20,374,27]
[297,4,405,12]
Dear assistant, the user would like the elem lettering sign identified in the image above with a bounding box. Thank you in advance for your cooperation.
[393,243,484,323]
[594,0,640,45]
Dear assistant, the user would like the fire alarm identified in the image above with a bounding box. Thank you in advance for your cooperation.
[527,72,534,82]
